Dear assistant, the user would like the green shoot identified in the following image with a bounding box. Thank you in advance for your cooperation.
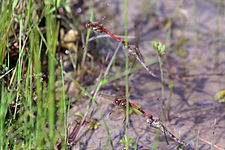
[214,90,225,103]
[152,41,166,120]
[152,41,166,57]
[120,135,133,149]
[134,136,139,150]
[196,129,200,150]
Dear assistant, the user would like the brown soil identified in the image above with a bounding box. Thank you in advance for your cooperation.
[66,0,225,149]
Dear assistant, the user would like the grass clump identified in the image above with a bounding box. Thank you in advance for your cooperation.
[0,1,65,149]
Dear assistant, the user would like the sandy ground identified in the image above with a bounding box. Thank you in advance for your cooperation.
[65,0,225,149]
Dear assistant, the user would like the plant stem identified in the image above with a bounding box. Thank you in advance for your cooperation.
[123,0,130,149]
[158,55,166,120]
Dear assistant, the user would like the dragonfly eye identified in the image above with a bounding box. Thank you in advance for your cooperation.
[121,102,126,107]
[86,21,92,28]
[114,99,120,105]
[86,24,90,28]
[120,99,127,106]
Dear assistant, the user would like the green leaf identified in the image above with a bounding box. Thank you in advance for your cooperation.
[13,0,19,9]
[214,90,225,103]
[64,5,71,13]
[152,41,166,56]
[128,137,133,143]
[120,140,126,144]
[56,0,60,8]
[169,82,173,89]
[120,135,133,149]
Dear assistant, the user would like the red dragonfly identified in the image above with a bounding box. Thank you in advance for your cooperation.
[98,93,186,145]
[86,21,157,77]
[86,21,126,44]
[97,93,153,119]
[97,93,187,146]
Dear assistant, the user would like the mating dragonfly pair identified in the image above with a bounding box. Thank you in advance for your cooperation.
[86,20,186,146]
[98,93,186,146]
[86,21,157,78]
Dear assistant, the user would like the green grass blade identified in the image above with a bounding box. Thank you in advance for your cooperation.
[81,0,94,67]
[195,129,200,150]
[59,57,66,148]
[123,0,130,149]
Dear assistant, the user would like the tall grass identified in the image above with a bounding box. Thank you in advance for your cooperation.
[0,0,65,149]
[46,2,59,147]
[123,0,130,149]
[81,0,94,68]
[196,129,200,150]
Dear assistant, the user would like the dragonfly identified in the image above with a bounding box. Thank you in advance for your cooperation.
[146,117,187,145]
[98,93,153,119]
[86,21,157,77]
[86,21,126,44]
[98,93,186,145]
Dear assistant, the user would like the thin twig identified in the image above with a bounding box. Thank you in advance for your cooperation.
[199,137,223,150]
[68,53,110,145]
[1,15,15,49]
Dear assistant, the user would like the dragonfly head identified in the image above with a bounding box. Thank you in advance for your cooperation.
[85,21,92,29]
[114,98,127,107]
[114,98,120,106]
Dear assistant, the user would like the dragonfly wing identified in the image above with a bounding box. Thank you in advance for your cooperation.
[108,106,124,120]
[96,93,115,104]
